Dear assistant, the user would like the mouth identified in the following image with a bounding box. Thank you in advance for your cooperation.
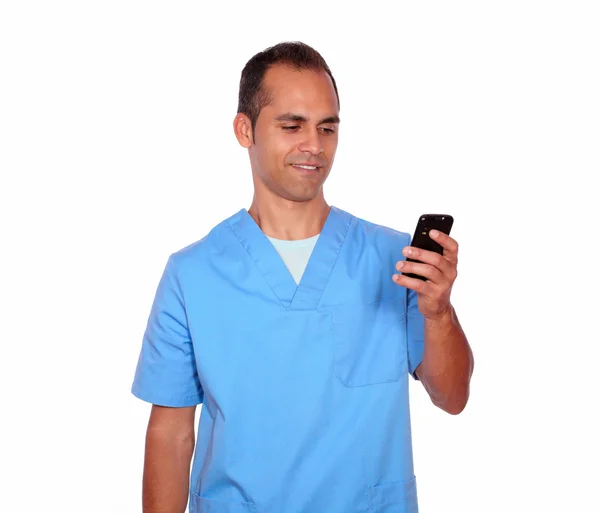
[291,163,322,173]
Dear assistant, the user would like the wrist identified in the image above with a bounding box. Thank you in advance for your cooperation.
[424,305,454,325]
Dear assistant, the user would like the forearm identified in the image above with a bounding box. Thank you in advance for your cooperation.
[419,305,474,414]
[143,427,195,513]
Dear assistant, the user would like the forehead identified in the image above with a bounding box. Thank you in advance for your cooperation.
[261,65,339,118]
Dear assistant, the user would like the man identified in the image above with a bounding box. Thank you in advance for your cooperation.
[132,41,474,513]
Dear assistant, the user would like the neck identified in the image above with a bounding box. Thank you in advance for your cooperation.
[247,195,330,241]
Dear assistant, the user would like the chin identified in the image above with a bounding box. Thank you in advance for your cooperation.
[264,174,327,203]
[280,188,322,203]
[296,193,324,204]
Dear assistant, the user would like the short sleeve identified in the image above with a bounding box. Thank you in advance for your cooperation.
[404,234,425,380]
[131,255,204,407]
[407,286,425,380]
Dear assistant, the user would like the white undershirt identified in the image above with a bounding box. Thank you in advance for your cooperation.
[266,234,320,285]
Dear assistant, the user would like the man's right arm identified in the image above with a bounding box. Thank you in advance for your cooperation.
[143,405,196,513]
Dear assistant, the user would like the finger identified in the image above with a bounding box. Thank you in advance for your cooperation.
[395,260,445,285]
[429,230,459,263]
[402,246,454,275]
[392,272,432,293]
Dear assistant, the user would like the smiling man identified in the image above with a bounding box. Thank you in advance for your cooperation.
[132,41,474,513]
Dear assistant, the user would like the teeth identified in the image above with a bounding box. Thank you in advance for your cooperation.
[295,165,317,170]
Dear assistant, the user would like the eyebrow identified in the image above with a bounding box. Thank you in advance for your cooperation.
[274,113,341,124]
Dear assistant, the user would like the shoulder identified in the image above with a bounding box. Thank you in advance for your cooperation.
[167,209,243,272]
[340,207,412,248]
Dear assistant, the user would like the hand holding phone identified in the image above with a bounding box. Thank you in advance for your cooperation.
[403,214,454,281]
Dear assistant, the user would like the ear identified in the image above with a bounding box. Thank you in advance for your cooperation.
[233,113,254,148]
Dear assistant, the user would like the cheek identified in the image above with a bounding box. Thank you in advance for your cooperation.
[272,135,299,165]
[255,136,294,174]
[324,137,338,159]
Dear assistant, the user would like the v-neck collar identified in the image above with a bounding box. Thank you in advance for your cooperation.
[226,206,352,311]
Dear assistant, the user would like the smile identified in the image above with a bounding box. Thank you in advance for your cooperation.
[292,164,320,171]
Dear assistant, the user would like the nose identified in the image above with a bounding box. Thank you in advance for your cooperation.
[297,129,323,155]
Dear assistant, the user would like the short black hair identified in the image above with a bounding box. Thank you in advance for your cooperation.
[237,41,340,135]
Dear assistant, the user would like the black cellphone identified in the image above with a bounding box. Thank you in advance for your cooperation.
[403,214,454,281]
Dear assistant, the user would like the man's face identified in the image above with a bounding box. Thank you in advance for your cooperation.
[248,65,340,203]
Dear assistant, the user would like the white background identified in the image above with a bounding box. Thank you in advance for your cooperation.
[1,1,598,512]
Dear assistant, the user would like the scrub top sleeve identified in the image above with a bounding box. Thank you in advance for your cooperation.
[405,234,425,380]
[131,255,204,407]
[407,286,425,380]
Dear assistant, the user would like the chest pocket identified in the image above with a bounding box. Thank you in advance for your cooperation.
[332,297,407,387]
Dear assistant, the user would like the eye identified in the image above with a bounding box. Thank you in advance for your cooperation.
[319,127,336,134]
[282,125,300,131]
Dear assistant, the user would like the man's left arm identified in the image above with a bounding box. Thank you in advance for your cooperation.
[393,230,474,415]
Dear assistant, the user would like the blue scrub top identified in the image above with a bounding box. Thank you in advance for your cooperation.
[132,206,425,513]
